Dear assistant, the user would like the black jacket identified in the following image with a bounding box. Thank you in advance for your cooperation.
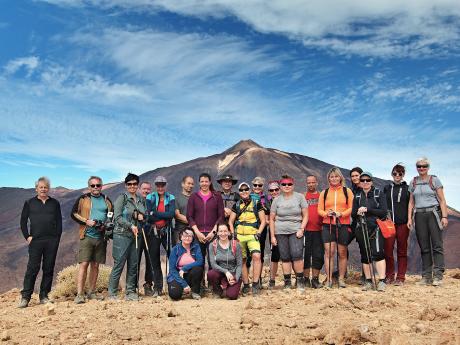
[383,182,410,225]
[352,187,388,230]
[20,197,62,240]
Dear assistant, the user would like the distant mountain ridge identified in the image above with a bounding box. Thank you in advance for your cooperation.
[0,139,458,293]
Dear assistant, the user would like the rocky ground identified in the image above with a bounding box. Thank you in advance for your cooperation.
[1,269,460,345]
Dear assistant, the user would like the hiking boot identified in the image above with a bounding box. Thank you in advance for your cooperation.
[338,279,347,288]
[296,278,306,292]
[377,281,386,292]
[283,280,292,290]
[39,297,53,305]
[125,292,139,301]
[384,277,394,285]
[242,284,251,295]
[359,275,366,285]
[74,294,86,304]
[191,292,201,300]
[304,278,311,288]
[107,294,119,301]
[311,277,323,289]
[252,283,261,296]
[362,281,373,291]
[143,283,154,297]
[432,277,443,287]
[268,279,276,289]
[416,278,433,286]
[18,298,29,308]
[152,289,163,298]
[86,291,103,300]
[394,279,404,286]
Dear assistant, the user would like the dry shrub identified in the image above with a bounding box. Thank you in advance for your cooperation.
[50,264,112,298]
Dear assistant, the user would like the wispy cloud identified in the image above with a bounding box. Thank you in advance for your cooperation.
[3,56,40,76]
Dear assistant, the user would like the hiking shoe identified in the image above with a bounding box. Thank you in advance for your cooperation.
[362,281,373,291]
[152,289,163,298]
[143,283,154,297]
[432,278,443,287]
[384,277,394,285]
[86,291,103,300]
[338,279,347,288]
[296,278,306,292]
[39,297,53,305]
[252,283,261,296]
[242,284,251,295]
[268,279,276,289]
[416,278,433,286]
[191,292,201,300]
[283,280,292,290]
[107,295,119,301]
[394,279,404,286]
[311,278,323,289]
[304,278,311,288]
[323,280,333,289]
[125,292,139,301]
[74,294,86,304]
[377,281,386,292]
[18,298,29,308]
[359,275,366,285]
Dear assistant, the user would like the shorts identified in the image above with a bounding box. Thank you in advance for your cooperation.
[237,233,261,259]
[276,233,304,262]
[321,224,350,246]
[78,236,107,264]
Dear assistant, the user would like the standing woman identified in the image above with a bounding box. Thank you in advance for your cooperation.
[318,167,353,288]
[269,175,309,290]
[408,157,448,286]
[267,181,281,288]
[108,173,146,301]
[187,173,225,266]
[251,177,270,265]
[383,164,410,285]
[352,172,388,291]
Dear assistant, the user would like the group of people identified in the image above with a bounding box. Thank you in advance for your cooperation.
[17,157,449,307]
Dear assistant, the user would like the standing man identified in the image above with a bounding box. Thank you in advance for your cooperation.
[217,174,239,224]
[174,176,194,245]
[137,181,154,296]
[303,175,324,288]
[19,177,62,308]
[71,176,113,303]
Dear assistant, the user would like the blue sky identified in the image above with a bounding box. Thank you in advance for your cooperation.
[1,0,459,208]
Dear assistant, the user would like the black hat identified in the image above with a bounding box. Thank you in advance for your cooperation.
[217,174,238,185]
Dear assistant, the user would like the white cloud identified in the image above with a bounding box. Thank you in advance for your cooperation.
[4,56,40,76]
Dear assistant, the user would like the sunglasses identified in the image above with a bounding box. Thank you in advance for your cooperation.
[239,188,250,192]
[416,165,429,169]
[281,183,293,186]
[90,184,102,188]
[360,179,372,183]
[126,182,138,186]
[392,172,403,177]
[253,184,263,188]
[269,188,280,192]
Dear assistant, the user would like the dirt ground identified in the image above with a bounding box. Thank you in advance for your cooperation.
[1,269,460,345]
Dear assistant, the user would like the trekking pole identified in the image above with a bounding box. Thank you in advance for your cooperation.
[360,216,377,290]
[328,217,333,288]
[336,217,341,288]
[141,227,156,290]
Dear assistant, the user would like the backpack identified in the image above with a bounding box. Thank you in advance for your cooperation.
[355,188,381,208]
[411,175,436,192]
[234,195,260,228]
[323,186,349,210]
[212,239,238,257]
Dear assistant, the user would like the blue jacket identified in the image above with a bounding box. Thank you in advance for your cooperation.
[146,192,175,227]
[167,240,203,288]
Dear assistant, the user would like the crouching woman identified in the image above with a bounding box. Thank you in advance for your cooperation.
[167,228,203,300]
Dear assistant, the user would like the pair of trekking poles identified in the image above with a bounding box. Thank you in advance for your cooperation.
[327,215,341,288]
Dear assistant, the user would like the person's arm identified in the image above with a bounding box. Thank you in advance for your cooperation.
[340,188,354,218]
[407,193,415,229]
[70,196,86,225]
[351,195,359,218]
[228,210,237,235]
[168,248,188,288]
[151,198,176,220]
[55,200,62,237]
[175,199,188,224]
[300,207,308,230]
[20,200,30,240]
[317,191,327,218]
[215,193,225,226]
[186,195,197,228]
[256,207,266,235]
[235,243,243,281]
[269,211,277,246]
[367,191,388,218]
[114,194,133,230]
[436,188,449,228]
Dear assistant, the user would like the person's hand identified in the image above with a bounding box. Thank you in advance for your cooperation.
[254,233,261,241]
[225,271,233,281]
[296,229,304,239]
[335,211,342,218]
[441,217,448,229]
[86,219,96,227]
[137,213,144,221]
[27,236,33,244]
[179,270,184,278]
[195,231,206,243]
[271,236,277,246]
[131,225,139,236]
[224,208,231,218]
[327,209,335,217]
[357,207,367,216]
[205,232,215,242]
[183,286,191,294]
[407,219,413,230]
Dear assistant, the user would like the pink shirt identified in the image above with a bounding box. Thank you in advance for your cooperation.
[178,250,195,270]
[199,191,212,203]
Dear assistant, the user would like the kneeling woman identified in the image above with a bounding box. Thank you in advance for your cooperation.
[207,223,243,299]
[167,228,203,300]
[352,172,388,292]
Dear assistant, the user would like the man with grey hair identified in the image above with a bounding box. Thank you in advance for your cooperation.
[19,177,62,308]
[71,176,113,303]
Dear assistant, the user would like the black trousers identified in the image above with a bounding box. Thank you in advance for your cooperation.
[21,237,60,300]
[303,231,324,270]
[168,266,203,300]
[149,230,170,290]
[356,225,385,264]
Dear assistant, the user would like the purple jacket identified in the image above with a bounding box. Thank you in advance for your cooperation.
[186,192,224,233]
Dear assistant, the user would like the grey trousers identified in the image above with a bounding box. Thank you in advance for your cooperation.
[415,211,445,280]
[108,233,138,295]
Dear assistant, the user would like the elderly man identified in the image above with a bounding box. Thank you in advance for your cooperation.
[19,177,62,308]
[71,176,113,303]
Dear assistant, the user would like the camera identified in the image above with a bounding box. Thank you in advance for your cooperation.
[103,212,115,241]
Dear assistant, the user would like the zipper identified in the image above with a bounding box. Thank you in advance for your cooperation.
[391,185,395,223]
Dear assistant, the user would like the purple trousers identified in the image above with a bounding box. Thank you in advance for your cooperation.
[207,269,242,300]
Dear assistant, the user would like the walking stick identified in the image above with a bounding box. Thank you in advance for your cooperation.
[360,216,377,290]
[141,227,156,290]
[328,217,333,288]
[335,217,341,288]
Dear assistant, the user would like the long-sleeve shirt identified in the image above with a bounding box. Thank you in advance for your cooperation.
[352,187,388,230]
[20,197,62,240]
[209,240,243,281]
[318,185,354,225]
[186,192,224,233]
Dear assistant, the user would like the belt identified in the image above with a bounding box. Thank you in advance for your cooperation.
[416,206,440,213]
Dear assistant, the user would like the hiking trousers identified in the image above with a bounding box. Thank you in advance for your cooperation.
[384,223,410,281]
[108,233,137,296]
[168,266,203,300]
